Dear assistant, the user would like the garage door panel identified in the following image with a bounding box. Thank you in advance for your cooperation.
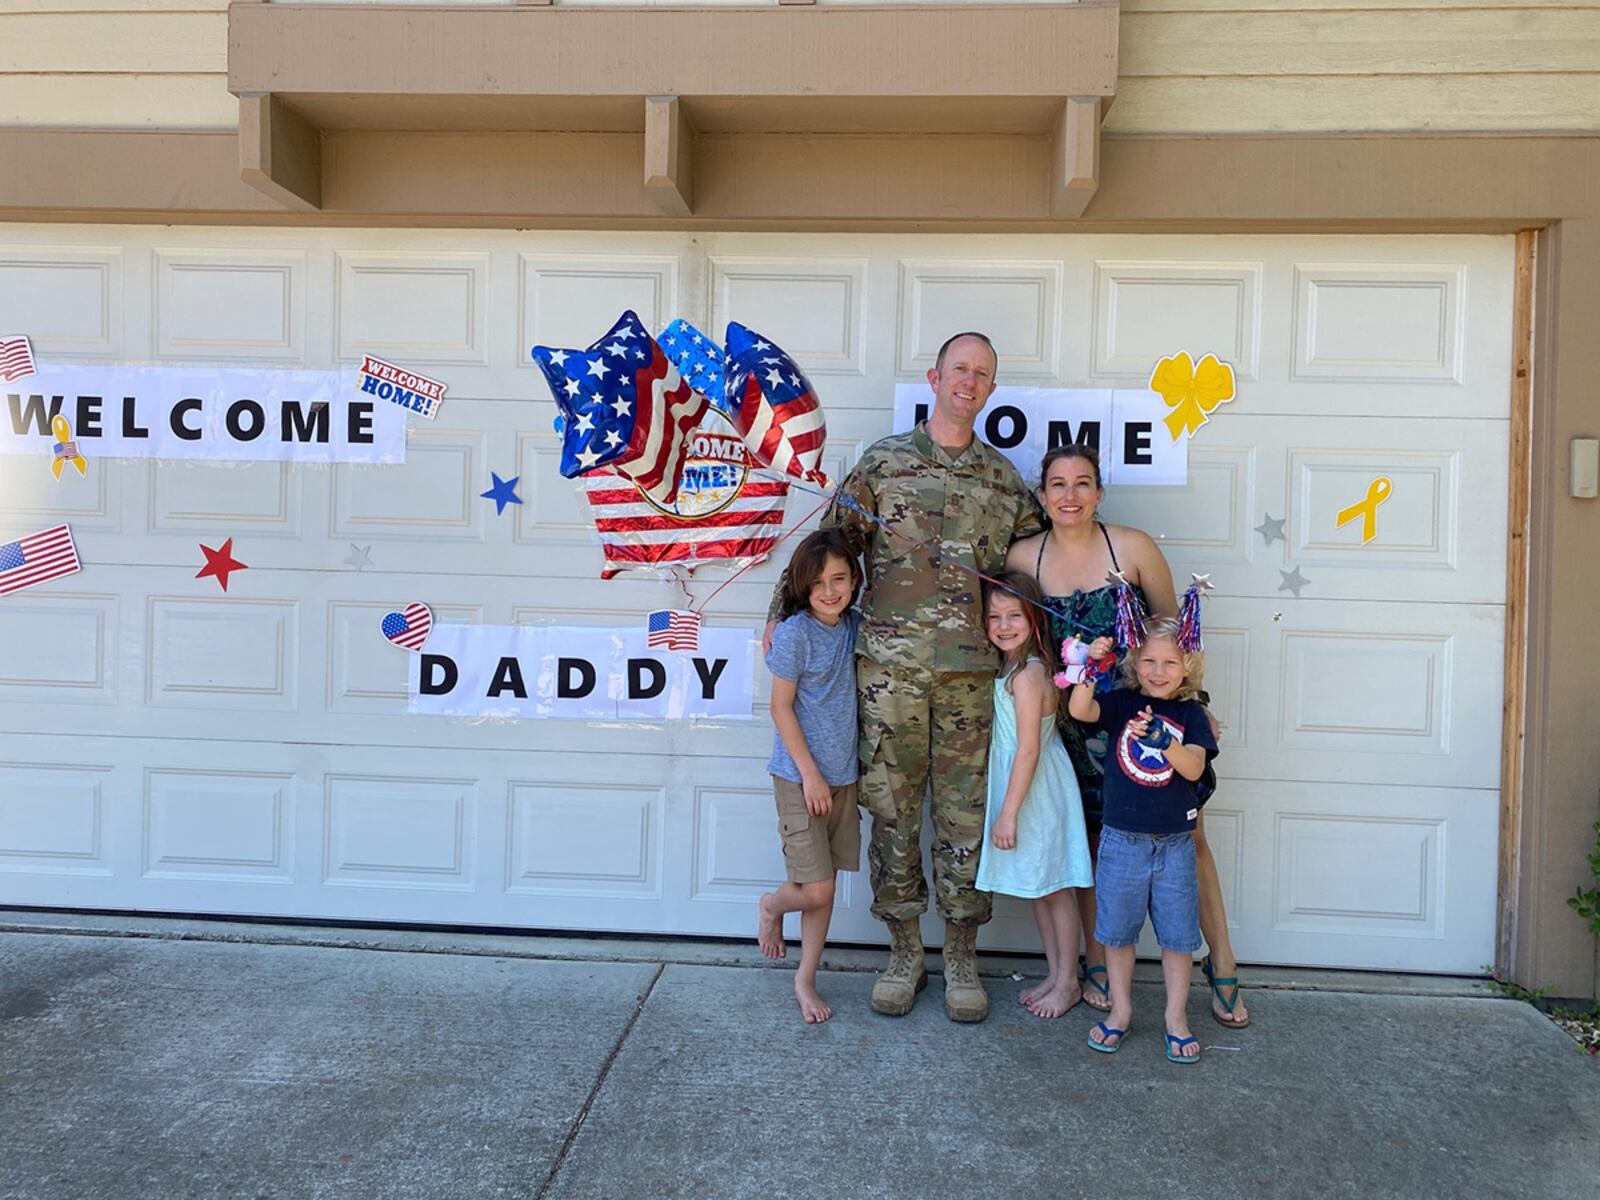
[520,251,683,365]
[0,453,123,534]
[149,459,304,538]
[327,599,487,716]
[0,244,124,359]
[154,249,309,364]
[331,426,490,543]
[146,595,300,713]
[0,760,113,877]
[0,589,117,704]
[1215,597,1502,789]
[507,778,665,901]
[1221,778,1497,972]
[897,258,1065,379]
[143,766,295,884]
[334,250,490,366]
[1090,259,1263,382]
[710,256,869,378]
[1099,441,1259,565]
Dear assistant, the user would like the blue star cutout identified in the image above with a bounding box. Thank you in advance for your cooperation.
[480,472,523,515]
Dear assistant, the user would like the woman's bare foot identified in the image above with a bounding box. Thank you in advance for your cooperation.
[1212,989,1250,1027]
[757,893,786,959]
[1024,979,1083,1019]
[1018,975,1055,1006]
[1081,965,1113,1011]
[795,978,832,1023]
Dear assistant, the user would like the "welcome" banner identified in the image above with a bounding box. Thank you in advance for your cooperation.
[2,364,407,463]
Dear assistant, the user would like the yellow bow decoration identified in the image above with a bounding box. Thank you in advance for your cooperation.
[1149,352,1236,443]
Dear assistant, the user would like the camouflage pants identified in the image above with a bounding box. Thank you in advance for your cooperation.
[857,658,994,926]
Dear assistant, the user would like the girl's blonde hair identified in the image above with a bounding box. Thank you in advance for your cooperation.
[1120,616,1205,701]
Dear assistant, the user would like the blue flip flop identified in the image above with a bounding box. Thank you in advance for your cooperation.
[1087,1022,1127,1053]
[1165,1032,1201,1065]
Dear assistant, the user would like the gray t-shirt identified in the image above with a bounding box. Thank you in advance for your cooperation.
[765,609,860,786]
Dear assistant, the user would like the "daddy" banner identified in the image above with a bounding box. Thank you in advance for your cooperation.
[894,385,1187,486]
[2,364,407,463]
[410,624,755,721]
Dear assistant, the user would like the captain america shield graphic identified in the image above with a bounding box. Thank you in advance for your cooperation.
[1116,716,1186,788]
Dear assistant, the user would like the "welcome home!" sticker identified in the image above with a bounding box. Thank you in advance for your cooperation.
[358,356,446,420]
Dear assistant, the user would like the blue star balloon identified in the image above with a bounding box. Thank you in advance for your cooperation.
[659,319,729,413]
[531,310,707,507]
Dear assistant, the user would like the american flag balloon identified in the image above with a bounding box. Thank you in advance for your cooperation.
[381,602,433,653]
[533,311,709,508]
[722,322,829,487]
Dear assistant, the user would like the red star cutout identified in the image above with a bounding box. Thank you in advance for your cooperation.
[195,538,247,592]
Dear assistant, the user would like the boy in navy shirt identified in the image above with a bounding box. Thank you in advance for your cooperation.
[1068,617,1218,1064]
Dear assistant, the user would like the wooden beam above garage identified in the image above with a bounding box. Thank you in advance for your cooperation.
[227,2,1120,109]
[238,93,321,212]
[643,97,694,217]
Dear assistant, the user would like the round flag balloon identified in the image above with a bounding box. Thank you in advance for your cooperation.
[722,321,829,487]
[381,603,433,652]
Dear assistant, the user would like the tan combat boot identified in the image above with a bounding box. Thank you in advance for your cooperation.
[941,921,989,1023]
[870,918,927,1016]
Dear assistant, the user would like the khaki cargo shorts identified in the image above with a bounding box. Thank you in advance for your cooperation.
[773,776,862,884]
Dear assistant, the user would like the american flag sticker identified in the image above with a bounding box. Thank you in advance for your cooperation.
[646,608,701,652]
[0,335,37,384]
[0,523,81,597]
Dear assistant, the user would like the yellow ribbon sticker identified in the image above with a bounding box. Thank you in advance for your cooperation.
[49,413,88,480]
[1149,352,1237,443]
[1335,476,1393,545]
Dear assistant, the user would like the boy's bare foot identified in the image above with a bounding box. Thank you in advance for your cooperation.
[795,978,832,1023]
[757,893,786,959]
[1018,976,1054,1006]
[1024,979,1083,1019]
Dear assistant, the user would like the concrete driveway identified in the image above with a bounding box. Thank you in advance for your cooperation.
[2,915,1595,1200]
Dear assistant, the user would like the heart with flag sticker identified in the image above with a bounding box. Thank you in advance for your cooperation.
[381,602,433,652]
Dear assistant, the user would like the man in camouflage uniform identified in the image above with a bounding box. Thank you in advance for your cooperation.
[768,332,1043,1021]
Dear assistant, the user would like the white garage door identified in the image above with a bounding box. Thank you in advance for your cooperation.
[0,228,1511,972]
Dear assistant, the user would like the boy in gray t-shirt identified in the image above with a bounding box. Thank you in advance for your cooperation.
[756,529,863,1024]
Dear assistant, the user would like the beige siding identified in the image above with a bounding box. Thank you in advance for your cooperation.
[1,0,1598,134]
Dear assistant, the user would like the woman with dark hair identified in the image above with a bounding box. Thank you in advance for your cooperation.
[1005,444,1250,1029]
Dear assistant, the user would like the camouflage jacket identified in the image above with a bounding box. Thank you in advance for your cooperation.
[771,422,1044,672]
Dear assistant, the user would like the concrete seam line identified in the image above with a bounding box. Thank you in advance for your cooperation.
[535,960,666,1200]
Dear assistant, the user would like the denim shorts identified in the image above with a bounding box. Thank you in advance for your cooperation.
[1093,825,1202,953]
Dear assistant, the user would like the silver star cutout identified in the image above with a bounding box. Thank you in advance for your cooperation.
[1106,568,1134,590]
[343,544,373,571]
[1255,513,1287,546]
[1189,573,1214,595]
[1278,566,1310,598]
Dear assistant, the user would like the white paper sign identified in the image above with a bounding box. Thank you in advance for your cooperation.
[1,364,407,463]
[893,384,1187,486]
[408,624,756,721]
